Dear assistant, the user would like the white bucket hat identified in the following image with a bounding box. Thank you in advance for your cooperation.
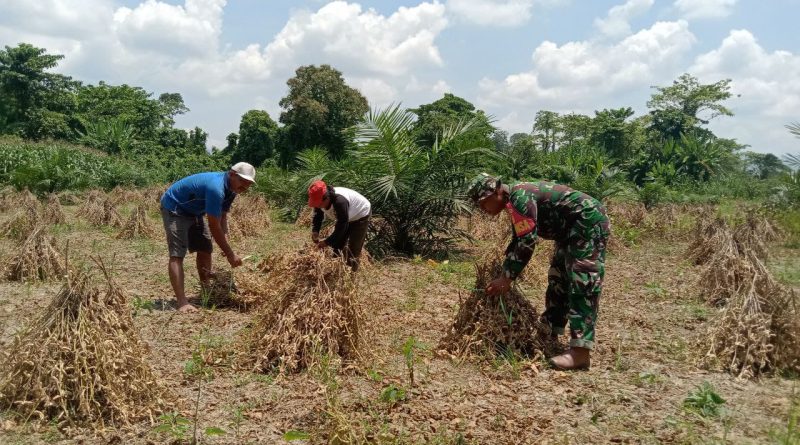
[231,162,256,183]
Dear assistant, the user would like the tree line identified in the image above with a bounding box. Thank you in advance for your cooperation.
[2,42,798,215]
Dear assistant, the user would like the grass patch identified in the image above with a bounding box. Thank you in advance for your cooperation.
[683,381,726,418]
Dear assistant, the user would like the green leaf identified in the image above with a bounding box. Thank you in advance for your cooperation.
[283,430,311,441]
[204,427,226,436]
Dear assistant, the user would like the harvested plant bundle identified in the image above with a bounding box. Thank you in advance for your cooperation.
[5,226,65,282]
[109,186,142,206]
[116,204,157,239]
[731,214,783,260]
[0,201,40,240]
[701,250,800,378]
[463,211,508,244]
[139,185,166,213]
[687,218,737,265]
[608,202,647,228]
[201,269,268,310]
[81,191,123,227]
[228,194,271,239]
[0,263,171,427]
[440,254,545,358]
[241,250,365,373]
[294,206,315,227]
[43,193,66,225]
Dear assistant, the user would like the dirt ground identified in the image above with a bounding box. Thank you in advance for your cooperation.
[0,196,798,444]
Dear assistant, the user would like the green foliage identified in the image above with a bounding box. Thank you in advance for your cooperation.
[131,296,155,316]
[153,412,192,441]
[410,93,495,149]
[323,105,492,256]
[283,430,311,441]
[0,43,79,140]
[638,182,667,209]
[743,152,789,179]
[379,384,408,407]
[541,146,626,202]
[647,73,733,140]
[0,139,149,194]
[401,335,426,387]
[279,64,369,162]
[79,117,136,154]
[228,109,278,166]
[683,382,726,418]
[590,107,636,159]
[75,81,162,140]
[532,110,560,152]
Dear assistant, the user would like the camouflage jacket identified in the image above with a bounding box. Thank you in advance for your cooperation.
[503,181,605,279]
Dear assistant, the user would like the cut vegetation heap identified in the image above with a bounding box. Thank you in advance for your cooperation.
[440,253,546,358]
[240,250,366,373]
[5,225,65,282]
[228,194,271,239]
[43,193,66,225]
[116,204,156,239]
[80,190,123,228]
[689,216,800,378]
[0,261,171,427]
[0,200,39,240]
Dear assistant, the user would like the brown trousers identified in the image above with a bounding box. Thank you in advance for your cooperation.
[332,215,370,271]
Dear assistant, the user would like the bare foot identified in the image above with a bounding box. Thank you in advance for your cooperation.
[548,347,591,370]
[177,302,198,313]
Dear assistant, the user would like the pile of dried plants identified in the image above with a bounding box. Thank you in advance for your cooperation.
[0,261,172,427]
[239,250,366,373]
[5,226,66,282]
[116,204,157,239]
[228,194,271,239]
[440,253,546,358]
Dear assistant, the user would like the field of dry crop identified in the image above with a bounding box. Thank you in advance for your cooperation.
[0,189,798,445]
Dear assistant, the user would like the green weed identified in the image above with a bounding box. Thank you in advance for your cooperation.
[401,336,427,387]
[131,296,154,316]
[683,381,726,418]
[153,412,191,442]
[379,384,407,407]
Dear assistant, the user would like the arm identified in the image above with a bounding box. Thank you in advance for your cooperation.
[311,208,324,242]
[207,214,241,267]
[323,196,350,248]
[487,189,538,296]
[502,230,537,280]
[221,211,229,235]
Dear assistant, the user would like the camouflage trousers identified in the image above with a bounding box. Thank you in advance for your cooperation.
[542,206,610,350]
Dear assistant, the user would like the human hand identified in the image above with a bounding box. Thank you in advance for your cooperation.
[227,253,243,268]
[312,232,320,243]
[486,276,512,296]
[316,240,328,249]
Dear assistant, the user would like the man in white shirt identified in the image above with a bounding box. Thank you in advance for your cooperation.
[307,180,371,271]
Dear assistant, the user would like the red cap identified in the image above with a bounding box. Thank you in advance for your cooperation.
[307,180,327,207]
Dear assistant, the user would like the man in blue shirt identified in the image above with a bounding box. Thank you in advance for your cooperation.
[160,162,256,312]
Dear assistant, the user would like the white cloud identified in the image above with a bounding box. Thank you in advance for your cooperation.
[594,0,654,38]
[0,0,114,40]
[446,0,534,27]
[690,29,800,153]
[113,0,226,57]
[349,77,398,108]
[675,0,737,20]
[263,1,448,77]
[478,20,696,111]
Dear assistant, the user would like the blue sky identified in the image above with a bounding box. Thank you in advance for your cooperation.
[2,0,799,155]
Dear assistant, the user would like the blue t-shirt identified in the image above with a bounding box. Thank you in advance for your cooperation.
[160,172,235,218]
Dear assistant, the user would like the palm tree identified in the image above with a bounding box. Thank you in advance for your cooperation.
[334,104,493,256]
[784,122,800,170]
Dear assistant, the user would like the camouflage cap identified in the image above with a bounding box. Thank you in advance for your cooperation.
[467,173,501,202]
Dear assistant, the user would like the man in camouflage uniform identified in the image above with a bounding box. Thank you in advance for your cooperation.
[468,173,611,370]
